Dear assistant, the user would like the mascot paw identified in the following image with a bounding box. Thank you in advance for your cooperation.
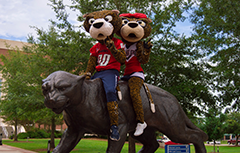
[84,72,91,80]
[85,75,91,80]
[143,39,153,49]
[105,36,114,49]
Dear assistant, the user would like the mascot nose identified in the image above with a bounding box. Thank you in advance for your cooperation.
[93,22,103,29]
[128,23,138,28]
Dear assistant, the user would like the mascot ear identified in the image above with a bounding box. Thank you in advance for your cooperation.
[147,18,152,23]
[83,13,89,18]
[112,10,120,15]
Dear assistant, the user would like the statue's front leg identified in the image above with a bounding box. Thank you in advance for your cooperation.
[106,124,128,153]
[53,127,85,153]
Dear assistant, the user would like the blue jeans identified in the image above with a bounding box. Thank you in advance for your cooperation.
[91,69,119,102]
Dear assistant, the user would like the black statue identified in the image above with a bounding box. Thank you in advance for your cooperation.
[42,71,208,153]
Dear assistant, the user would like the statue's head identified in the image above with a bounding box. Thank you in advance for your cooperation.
[42,71,84,114]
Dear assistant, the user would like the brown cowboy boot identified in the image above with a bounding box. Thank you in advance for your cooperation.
[107,101,120,141]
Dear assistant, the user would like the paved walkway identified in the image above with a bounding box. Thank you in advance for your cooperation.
[0,144,37,153]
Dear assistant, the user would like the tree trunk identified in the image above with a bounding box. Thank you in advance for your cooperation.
[213,140,216,153]
[236,136,239,146]
[14,119,18,141]
[128,135,136,153]
[50,117,56,149]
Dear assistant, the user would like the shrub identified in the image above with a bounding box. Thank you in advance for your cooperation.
[16,129,63,139]
[54,131,63,138]
[26,131,38,138]
[17,133,29,139]
[36,130,49,138]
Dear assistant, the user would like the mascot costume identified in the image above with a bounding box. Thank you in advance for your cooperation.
[83,10,126,141]
[117,13,153,136]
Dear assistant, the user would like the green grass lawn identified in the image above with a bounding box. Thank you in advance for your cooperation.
[3,138,240,153]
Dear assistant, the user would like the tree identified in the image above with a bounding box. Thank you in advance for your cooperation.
[190,0,240,109]
[0,50,44,141]
[225,112,240,146]
[200,108,226,153]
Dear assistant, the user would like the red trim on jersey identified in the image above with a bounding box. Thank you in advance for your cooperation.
[124,56,143,76]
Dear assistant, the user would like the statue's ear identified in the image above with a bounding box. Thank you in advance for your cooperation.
[42,78,47,84]
[77,75,86,82]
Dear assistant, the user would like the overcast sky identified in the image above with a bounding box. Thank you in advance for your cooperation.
[0,0,192,42]
[0,0,79,42]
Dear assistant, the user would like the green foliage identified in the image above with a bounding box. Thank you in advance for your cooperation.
[225,112,240,145]
[17,129,63,139]
[200,108,227,152]
[201,108,227,141]
[24,130,47,139]
[17,133,29,139]
[0,51,43,119]
[54,131,63,138]
[190,0,240,109]
[225,112,240,134]
[0,50,46,141]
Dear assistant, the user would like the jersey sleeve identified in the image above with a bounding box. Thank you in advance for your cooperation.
[89,45,98,57]
[114,39,125,50]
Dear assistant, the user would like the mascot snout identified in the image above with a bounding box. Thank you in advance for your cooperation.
[89,18,114,40]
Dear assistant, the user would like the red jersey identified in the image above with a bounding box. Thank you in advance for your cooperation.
[124,43,144,76]
[90,37,124,72]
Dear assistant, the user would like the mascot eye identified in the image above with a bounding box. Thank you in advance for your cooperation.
[88,18,95,25]
[105,15,113,22]
[138,20,146,27]
[122,19,129,25]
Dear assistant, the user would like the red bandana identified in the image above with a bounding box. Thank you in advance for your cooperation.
[119,13,148,19]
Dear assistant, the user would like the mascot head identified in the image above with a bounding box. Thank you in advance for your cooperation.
[117,13,152,43]
[83,10,122,41]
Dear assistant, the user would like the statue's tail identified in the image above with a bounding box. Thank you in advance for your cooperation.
[143,83,155,113]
